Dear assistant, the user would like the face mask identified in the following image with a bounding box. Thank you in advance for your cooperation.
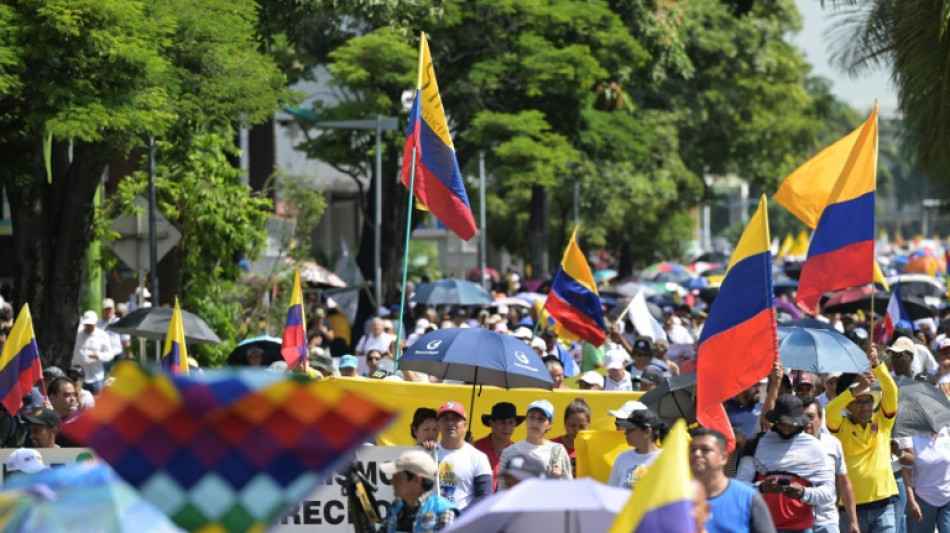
[771,425,804,440]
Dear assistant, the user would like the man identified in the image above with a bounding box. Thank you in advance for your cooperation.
[5,448,50,476]
[625,337,661,379]
[498,453,547,489]
[97,298,128,368]
[577,370,604,390]
[725,385,764,439]
[541,329,578,377]
[355,318,394,375]
[890,336,916,379]
[802,396,859,533]
[633,364,664,392]
[435,401,492,511]
[653,338,680,376]
[71,310,114,393]
[690,428,775,533]
[795,373,815,397]
[604,349,632,392]
[67,366,95,411]
[472,402,524,492]
[825,344,899,533]
[338,355,360,377]
[885,338,915,533]
[690,309,708,340]
[381,449,458,532]
[23,407,61,448]
[580,340,605,372]
[817,372,841,408]
[892,325,938,377]
[737,395,835,532]
[48,377,79,422]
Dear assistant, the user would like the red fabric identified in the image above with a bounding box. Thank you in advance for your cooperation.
[754,473,815,530]
[550,435,578,478]
[797,240,874,313]
[472,435,512,492]
[545,291,607,346]
[696,403,736,453]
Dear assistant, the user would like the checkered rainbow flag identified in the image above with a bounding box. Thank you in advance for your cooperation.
[64,362,396,533]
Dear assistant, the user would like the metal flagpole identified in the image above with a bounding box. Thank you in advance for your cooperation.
[393,148,417,368]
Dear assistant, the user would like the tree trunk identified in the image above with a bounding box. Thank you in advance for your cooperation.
[528,185,549,278]
[5,137,107,369]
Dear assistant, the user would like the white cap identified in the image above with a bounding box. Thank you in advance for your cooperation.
[578,371,604,387]
[81,310,98,325]
[101,298,115,309]
[530,337,546,351]
[605,349,627,370]
[6,449,49,474]
[136,287,152,299]
[513,327,533,340]
[380,449,438,479]
[607,400,648,419]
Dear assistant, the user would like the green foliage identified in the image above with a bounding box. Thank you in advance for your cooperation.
[272,173,328,262]
[408,241,442,280]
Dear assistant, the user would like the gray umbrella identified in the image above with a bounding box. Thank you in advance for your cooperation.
[638,371,697,427]
[107,307,222,345]
[894,376,950,437]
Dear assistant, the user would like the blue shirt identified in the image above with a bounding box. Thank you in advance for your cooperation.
[724,399,763,438]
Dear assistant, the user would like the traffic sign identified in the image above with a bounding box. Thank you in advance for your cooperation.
[108,196,181,272]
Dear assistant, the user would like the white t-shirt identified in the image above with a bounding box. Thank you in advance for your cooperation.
[605,371,633,392]
[911,430,950,508]
[436,442,491,511]
[912,345,939,376]
[72,328,115,383]
[608,448,661,490]
[498,439,572,489]
[814,433,847,527]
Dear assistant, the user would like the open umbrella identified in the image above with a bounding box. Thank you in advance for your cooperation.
[593,269,618,284]
[776,326,871,373]
[823,293,934,320]
[398,328,553,436]
[779,318,837,331]
[412,279,493,305]
[296,261,347,287]
[0,461,184,533]
[442,477,630,533]
[225,336,283,366]
[638,371,697,427]
[824,286,878,308]
[639,262,692,284]
[894,376,950,438]
[107,307,221,345]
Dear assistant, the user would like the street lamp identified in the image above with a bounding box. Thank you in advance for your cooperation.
[283,108,399,310]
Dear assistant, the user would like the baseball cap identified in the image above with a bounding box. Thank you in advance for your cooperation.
[633,365,664,386]
[22,407,61,429]
[578,371,604,387]
[940,338,950,351]
[101,298,115,309]
[81,310,98,325]
[5,449,49,475]
[67,365,85,379]
[527,399,554,420]
[43,366,66,381]
[500,454,547,482]
[795,373,815,386]
[380,449,438,480]
[605,349,627,370]
[339,355,359,369]
[530,337,546,351]
[607,400,648,419]
[437,401,467,420]
[513,327,533,340]
[888,337,916,356]
[632,337,654,356]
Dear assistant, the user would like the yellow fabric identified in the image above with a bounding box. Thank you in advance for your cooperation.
[162,298,189,376]
[574,429,629,483]
[727,195,771,272]
[825,364,898,504]
[873,260,889,291]
[609,420,692,533]
[560,228,600,294]
[416,33,454,150]
[328,377,641,445]
[823,106,878,203]
[778,233,794,258]
[0,304,35,369]
[326,312,352,346]
[789,230,810,257]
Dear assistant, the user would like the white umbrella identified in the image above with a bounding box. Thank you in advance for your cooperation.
[442,478,630,533]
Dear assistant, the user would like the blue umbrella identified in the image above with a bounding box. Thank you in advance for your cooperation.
[777,326,871,373]
[593,269,618,284]
[412,279,493,305]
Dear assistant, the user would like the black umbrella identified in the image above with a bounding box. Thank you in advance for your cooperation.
[823,293,934,320]
[225,337,284,367]
[638,371,697,427]
[107,307,221,345]
[894,376,950,437]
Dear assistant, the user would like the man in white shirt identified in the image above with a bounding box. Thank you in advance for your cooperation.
[354,318,393,376]
[72,310,114,393]
[97,298,128,367]
[435,401,492,511]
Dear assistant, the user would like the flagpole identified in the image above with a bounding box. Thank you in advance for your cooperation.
[394,147,417,369]
[870,99,879,348]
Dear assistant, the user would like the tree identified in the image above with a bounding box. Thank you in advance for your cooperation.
[0,0,286,368]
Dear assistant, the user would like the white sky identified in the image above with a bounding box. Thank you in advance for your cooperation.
[793,0,899,117]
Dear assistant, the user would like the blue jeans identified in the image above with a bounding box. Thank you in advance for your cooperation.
[813,524,839,533]
[909,496,950,533]
[895,474,907,533]
[840,503,896,533]
[778,530,813,533]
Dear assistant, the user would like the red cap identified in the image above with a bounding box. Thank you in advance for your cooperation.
[437,401,467,420]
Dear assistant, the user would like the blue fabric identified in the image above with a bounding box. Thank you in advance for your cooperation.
[707,479,755,533]
[386,490,458,533]
[554,344,578,378]
[813,524,839,533]
[840,503,896,533]
[894,474,907,533]
[776,326,871,375]
[909,495,950,533]
[725,399,763,439]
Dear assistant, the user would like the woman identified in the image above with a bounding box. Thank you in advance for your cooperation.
[550,398,591,478]
[498,399,572,488]
[905,428,950,533]
[608,409,668,490]
[410,407,439,450]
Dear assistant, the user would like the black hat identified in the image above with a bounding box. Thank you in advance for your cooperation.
[67,365,85,379]
[633,365,664,386]
[632,337,654,356]
[481,402,526,427]
[23,407,62,429]
[764,394,807,427]
[43,366,66,381]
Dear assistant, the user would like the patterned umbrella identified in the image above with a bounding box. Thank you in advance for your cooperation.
[64,362,397,533]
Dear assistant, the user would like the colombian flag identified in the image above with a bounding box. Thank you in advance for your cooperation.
[609,420,695,533]
[546,228,606,347]
[795,107,878,313]
[281,268,307,369]
[401,32,477,241]
[696,196,778,451]
[161,298,189,376]
[0,304,43,415]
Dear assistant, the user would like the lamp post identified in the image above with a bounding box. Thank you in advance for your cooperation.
[283,109,399,309]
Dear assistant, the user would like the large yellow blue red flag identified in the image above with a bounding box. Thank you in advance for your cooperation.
[0,304,43,415]
[401,32,477,241]
[281,268,307,369]
[161,298,189,376]
[795,107,878,313]
[609,420,695,533]
[696,196,777,451]
[546,228,606,346]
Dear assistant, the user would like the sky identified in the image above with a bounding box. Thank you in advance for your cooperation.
[793,0,899,116]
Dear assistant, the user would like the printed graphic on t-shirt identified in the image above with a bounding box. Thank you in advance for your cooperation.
[623,464,650,490]
[439,462,458,503]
